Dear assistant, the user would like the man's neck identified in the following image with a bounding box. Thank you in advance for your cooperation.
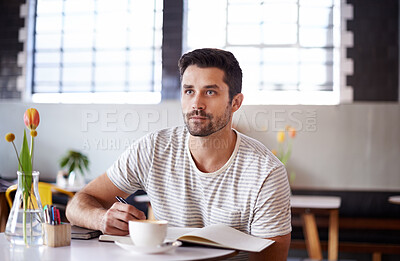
[188,128,237,173]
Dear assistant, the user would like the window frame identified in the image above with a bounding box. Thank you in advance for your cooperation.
[23,0,353,105]
[183,0,350,105]
[28,0,164,104]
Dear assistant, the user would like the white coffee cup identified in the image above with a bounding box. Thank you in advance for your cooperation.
[129,220,168,247]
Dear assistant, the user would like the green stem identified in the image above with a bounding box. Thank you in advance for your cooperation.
[29,192,33,242]
[278,142,284,161]
[11,141,24,171]
[30,136,34,170]
[23,177,27,245]
[23,206,27,244]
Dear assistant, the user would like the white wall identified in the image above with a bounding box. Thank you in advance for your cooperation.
[0,102,183,181]
[234,103,400,191]
[0,102,399,191]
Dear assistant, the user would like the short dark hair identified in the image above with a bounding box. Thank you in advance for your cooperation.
[178,48,242,102]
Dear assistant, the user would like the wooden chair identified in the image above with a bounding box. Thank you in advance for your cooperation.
[5,182,74,208]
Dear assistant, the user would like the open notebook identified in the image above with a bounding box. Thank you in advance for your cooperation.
[99,224,274,252]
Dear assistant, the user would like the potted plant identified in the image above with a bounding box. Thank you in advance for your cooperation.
[5,108,43,246]
[58,150,89,188]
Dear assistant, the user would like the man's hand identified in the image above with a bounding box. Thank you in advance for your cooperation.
[66,173,146,233]
[101,202,146,235]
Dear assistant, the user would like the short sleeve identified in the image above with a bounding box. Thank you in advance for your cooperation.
[106,133,154,194]
[250,164,292,238]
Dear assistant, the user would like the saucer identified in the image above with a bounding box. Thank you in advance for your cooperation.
[115,240,182,254]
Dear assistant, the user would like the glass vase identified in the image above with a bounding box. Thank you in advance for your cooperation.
[5,171,44,246]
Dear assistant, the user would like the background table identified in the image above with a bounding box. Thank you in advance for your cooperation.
[0,233,237,261]
[388,195,400,205]
[291,195,341,261]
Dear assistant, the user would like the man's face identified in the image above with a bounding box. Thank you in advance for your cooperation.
[181,65,232,137]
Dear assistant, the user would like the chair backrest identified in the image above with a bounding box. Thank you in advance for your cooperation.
[5,182,74,208]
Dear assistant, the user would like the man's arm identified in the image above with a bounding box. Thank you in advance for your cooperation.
[66,173,146,235]
[249,233,291,261]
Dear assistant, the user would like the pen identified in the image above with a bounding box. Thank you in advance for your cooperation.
[56,208,61,224]
[43,205,49,223]
[116,196,129,204]
[116,196,146,220]
[50,206,54,225]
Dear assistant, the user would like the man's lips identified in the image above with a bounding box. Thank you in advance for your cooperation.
[189,116,207,120]
[186,110,211,121]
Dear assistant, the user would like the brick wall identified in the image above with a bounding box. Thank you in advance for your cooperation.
[161,0,183,100]
[347,0,399,101]
[0,0,25,99]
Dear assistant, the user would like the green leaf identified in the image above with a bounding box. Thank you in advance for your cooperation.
[59,156,70,168]
[77,164,85,177]
[19,130,32,173]
[82,156,89,170]
[68,161,75,174]
[19,130,32,193]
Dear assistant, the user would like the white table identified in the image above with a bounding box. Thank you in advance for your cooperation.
[388,195,400,205]
[0,233,236,261]
[291,195,341,261]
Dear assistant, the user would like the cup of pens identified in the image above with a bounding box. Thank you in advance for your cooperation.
[43,205,71,247]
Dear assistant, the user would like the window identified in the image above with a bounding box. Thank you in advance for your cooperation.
[32,0,163,104]
[29,0,343,104]
[185,0,341,105]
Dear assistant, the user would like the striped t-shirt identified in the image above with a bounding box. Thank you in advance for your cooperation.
[107,126,291,239]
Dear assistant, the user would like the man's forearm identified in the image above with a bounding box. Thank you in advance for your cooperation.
[249,233,291,261]
[66,192,107,231]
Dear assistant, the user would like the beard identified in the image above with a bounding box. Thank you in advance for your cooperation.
[183,104,232,137]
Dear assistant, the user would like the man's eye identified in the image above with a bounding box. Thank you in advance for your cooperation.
[185,90,193,95]
[206,90,215,95]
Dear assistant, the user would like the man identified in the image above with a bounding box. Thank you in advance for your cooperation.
[66,48,291,260]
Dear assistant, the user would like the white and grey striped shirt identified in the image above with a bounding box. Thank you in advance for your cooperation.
[107,126,291,239]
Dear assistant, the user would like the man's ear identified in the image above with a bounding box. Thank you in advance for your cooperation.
[231,93,244,113]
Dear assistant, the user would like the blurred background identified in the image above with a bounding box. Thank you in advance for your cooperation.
[0,0,399,260]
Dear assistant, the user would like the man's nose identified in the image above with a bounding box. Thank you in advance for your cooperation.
[192,94,205,110]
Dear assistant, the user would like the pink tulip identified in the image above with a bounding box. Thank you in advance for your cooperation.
[24,108,40,130]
